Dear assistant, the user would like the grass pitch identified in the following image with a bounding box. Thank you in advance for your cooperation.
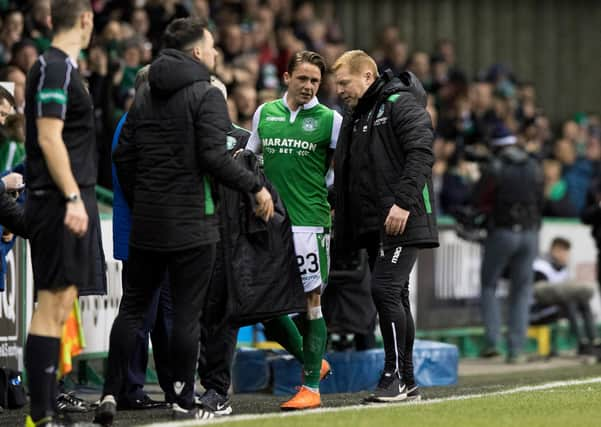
[184,380,601,427]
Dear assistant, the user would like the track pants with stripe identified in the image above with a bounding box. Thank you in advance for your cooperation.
[366,240,418,386]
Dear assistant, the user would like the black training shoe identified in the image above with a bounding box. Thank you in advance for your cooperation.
[405,384,421,401]
[479,347,501,358]
[366,372,407,403]
[56,392,90,413]
[92,395,116,427]
[171,403,215,421]
[196,389,232,416]
[117,394,167,410]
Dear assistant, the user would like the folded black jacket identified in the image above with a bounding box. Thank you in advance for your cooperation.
[218,150,305,327]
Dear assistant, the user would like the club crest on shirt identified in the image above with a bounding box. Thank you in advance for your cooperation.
[302,117,318,132]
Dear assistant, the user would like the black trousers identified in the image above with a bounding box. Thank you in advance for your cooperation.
[103,244,216,409]
[119,262,174,404]
[364,234,418,385]
[197,240,238,396]
[198,325,238,396]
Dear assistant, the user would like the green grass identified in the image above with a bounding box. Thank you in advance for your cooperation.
[214,381,601,427]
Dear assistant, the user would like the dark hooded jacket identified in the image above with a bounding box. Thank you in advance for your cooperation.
[113,49,262,251]
[472,145,544,230]
[334,70,439,250]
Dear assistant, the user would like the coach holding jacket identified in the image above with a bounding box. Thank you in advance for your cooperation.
[96,17,274,424]
[333,50,438,404]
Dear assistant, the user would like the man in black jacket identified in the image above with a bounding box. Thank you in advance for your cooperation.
[96,17,274,424]
[333,50,438,403]
[472,125,543,363]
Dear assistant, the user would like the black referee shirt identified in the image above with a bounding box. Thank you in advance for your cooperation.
[25,46,97,190]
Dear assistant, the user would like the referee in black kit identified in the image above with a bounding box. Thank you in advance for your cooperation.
[23,1,98,426]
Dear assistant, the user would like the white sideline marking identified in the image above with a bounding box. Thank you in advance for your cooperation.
[145,377,601,427]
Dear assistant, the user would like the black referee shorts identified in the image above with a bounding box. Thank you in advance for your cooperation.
[25,187,100,293]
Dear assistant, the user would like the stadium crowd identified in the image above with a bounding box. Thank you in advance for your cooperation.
[2,1,600,218]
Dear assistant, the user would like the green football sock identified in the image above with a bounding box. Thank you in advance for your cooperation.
[263,315,304,364]
[303,317,327,389]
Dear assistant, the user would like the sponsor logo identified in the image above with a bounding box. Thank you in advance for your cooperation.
[391,246,403,264]
[374,117,389,126]
[262,138,316,149]
[302,117,318,131]
[377,104,385,118]
[266,116,285,122]
[36,89,67,105]
[226,135,237,150]
[174,381,185,395]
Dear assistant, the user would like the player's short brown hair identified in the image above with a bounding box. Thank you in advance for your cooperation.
[287,50,326,78]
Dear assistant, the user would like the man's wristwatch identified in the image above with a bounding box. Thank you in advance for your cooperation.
[65,193,81,203]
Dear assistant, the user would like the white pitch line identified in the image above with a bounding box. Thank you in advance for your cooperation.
[144,377,601,427]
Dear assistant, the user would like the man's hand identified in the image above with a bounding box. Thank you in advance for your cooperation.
[65,199,88,237]
[1,172,24,192]
[384,204,410,236]
[254,187,274,222]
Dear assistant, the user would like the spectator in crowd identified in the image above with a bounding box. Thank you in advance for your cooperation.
[377,40,408,76]
[473,125,544,363]
[542,159,577,217]
[559,134,598,214]
[10,37,38,73]
[24,0,52,52]
[405,51,431,90]
[131,7,150,39]
[440,144,480,216]
[0,65,26,113]
[232,82,257,130]
[0,84,13,125]
[220,23,244,63]
[0,112,24,171]
[371,24,400,64]
[113,38,143,112]
[516,81,537,125]
[532,237,600,357]
[435,38,457,71]
[0,9,24,65]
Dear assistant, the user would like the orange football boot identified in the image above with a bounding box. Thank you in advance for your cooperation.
[280,386,321,410]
